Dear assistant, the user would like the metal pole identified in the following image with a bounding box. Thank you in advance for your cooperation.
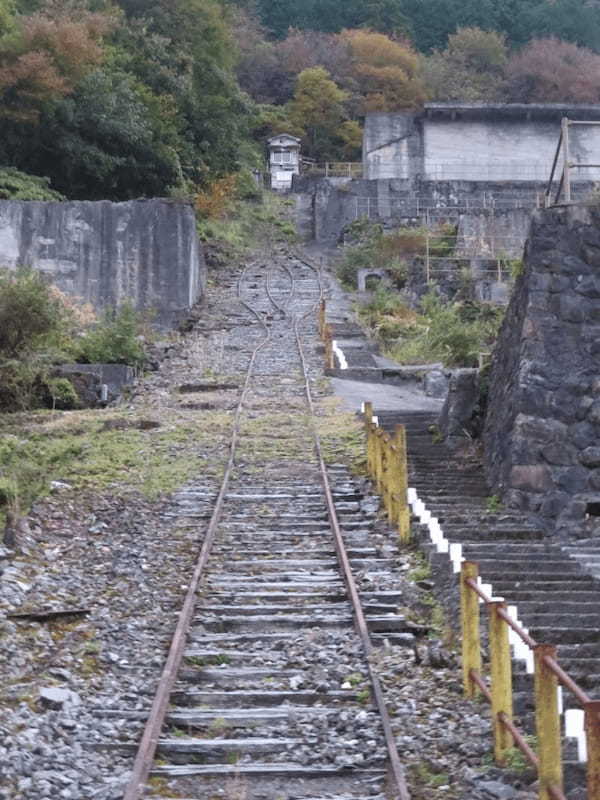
[562,118,571,203]
[394,424,410,543]
[426,233,431,284]
[585,701,600,799]
[364,402,374,476]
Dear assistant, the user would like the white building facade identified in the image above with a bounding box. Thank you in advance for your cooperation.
[268,134,301,191]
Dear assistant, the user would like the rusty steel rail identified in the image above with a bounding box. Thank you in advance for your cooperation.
[122,262,276,800]
[124,253,412,800]
[293,254,411,800]
[266,260,295,316]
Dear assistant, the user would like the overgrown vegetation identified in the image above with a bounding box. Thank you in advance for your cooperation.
[0,406,232,522]
[337,221,456,290]
[338,219,505,368]
[0,269,149,412]
[0,167,65,201]
[358,288,504,368]
[196,182,298,259]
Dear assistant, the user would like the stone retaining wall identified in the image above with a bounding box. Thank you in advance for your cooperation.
[484,204,600,537]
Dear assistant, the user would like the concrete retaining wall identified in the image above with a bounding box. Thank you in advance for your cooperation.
[0,198,205,324]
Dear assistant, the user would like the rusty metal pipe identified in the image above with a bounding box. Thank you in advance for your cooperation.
[497,712,539,769]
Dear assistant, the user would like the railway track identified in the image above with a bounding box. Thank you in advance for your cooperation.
[121,253,411,800]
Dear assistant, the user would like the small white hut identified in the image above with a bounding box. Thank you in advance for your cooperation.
[267,134,301,191]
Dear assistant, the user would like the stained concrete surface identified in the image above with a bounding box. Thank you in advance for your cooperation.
[331,375,444,414]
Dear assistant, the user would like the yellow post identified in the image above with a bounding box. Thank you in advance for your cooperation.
[489,601,513,764]
[374,429,384,493]
[388,443,400,526]
[461,561,481,698]
[585,701,600,800]
[393,424,410,543]
[324,325,334,369]
[318,299,326,339]
[364,402,374,477]
[534,644,563,800]
[380,434,392,516]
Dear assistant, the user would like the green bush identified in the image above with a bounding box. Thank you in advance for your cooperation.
[74,303,146,367]
[46,377,80,410]
[0,168,64,202]
[0,271,148,411]
[0,269,68,359]
[389,291,505,367]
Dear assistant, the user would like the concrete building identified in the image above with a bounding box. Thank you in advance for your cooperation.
[268,134,301,191]
[364,104,600,183]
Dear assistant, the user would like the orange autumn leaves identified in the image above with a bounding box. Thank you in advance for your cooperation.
[0,3,114,121]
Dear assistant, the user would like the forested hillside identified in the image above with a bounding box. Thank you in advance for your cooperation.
[1,0,600,201]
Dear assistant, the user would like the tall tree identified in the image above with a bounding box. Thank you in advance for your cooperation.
[341,29,426,111]
[505,37,600,102]
[287,66,353,160]
[423,27,508,101]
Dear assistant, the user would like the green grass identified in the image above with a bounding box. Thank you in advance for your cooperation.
[358,288,505,368]
[0,406,232,524]
[198,193,298,258]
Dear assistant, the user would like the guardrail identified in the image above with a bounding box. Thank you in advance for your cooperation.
[303,162,363,178]
[545,117,600,206]
[348,392,600,800]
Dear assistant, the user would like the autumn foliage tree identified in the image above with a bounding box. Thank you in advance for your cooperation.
[341,29,426,112]
[287,66,361,161]
[423,27,508,101]
[0,4,113,121]
[505,37,600,102]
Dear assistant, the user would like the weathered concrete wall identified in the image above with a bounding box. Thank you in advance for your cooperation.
[455,208,532,260]
[365,104,600,182]
[362,112,422,180]
[484,204,600,538]
[292,175,539,246]
[0,199,205,324]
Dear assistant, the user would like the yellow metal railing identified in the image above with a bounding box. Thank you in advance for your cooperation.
[334,372,600,799]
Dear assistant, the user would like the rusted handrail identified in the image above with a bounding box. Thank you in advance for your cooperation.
[469,669,492,703]
[498,713,540,769]
[464,577,538,649]
[543,654,591,707]
[461,561,599,799]
[360,409,600,800]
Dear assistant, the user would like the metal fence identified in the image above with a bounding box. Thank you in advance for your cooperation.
[546,118,600,206]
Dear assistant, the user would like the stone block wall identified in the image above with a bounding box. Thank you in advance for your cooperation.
[0,198,205,325]
[484,204,600,538]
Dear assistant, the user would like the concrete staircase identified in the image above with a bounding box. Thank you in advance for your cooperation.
[373,408,600,791]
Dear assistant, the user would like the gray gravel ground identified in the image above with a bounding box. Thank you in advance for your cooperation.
[0,254,539,800]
